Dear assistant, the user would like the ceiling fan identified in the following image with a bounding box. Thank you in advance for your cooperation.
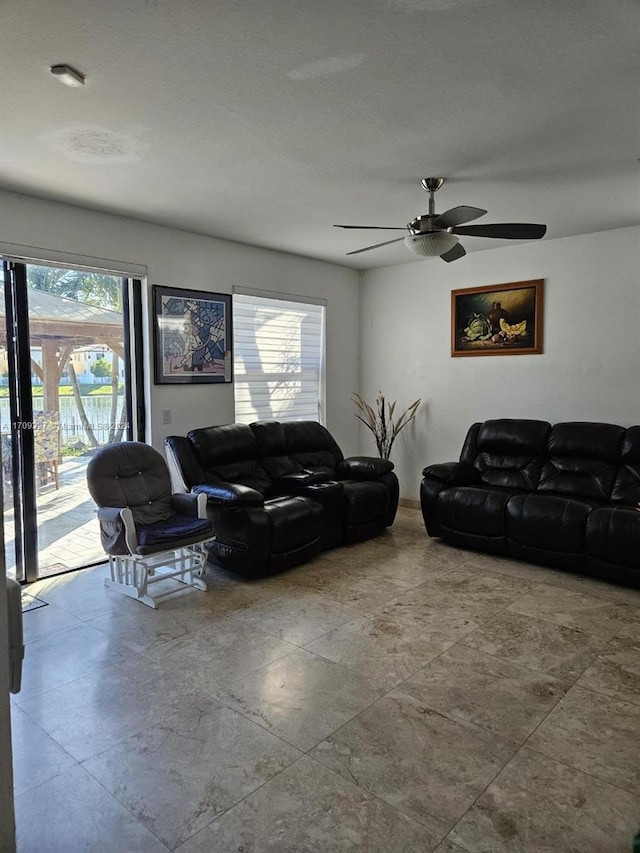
[334,178,547,262]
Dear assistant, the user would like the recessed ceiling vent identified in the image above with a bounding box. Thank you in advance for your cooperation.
[50,64,85,87]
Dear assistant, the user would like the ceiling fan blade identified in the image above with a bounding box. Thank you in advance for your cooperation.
[433,206,487,229]
[451,223,547,239]
[335,224,407,230]
[440,243,467,263]
[346,237,405,256]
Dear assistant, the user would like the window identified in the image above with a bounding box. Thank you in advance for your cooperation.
[233,291,325,424]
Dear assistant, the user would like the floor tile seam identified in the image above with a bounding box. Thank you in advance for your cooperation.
[516,677,640,780]
[132,612,248,658]
[502,605,617,640]
[251,612,371,648]
[222,606,344,649]
[18,644,180,714]
[13,760,174,853]
[439,741,527,846]
[74,617,167,658]
[160,752,319,851]
[21,616,86,644]
[454,634,602,688]
[74,759,173,851]
[553,679,640,712]
[199,691,310,753]
[372,688,546,755]
[468,604,613,645]
[531,577,640,608]
[13,768,78,802]
[301,751,446,842]
[212,654,396,753]
[13,656,133,709]
[293,641,454,691]
[439,833,474,853]
[28,595,112,623]
[571,677,640,709]
[11,745,82,799]
[516,743,640,798]
[508,677,589,753]
[368,663,558,756]
[11,705,82,770]
[143,643,300,697]
[77,697,306,850]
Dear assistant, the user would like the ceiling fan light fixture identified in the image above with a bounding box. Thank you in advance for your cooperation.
[404,231,459,257]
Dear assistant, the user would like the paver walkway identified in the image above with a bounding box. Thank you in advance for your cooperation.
[4,454,104,580]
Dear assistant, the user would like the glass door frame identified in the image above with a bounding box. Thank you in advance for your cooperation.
[2,261,144,584]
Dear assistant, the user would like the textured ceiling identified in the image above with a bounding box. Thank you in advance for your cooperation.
[1,0,639,269]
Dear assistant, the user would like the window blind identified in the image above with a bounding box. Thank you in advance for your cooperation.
[233,293,325,425]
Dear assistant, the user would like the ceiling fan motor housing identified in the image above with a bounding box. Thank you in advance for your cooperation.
[408,215,441,234]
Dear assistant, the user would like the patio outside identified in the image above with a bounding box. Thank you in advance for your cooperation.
[4,454,104,581]
[1,265,128,582]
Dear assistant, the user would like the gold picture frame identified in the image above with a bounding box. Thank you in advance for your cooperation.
[451,279,544,357]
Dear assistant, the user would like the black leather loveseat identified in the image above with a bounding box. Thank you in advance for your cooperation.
[421,419,640,585]
[165,420,399,578]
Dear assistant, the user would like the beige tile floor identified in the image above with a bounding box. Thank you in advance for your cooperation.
[10,508,640,852]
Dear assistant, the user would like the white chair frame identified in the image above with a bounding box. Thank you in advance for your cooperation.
[102,494,212,609]
[105,544,208,609]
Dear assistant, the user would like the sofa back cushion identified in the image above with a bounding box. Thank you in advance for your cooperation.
[187,423,272,494]
[610,426,640,505]
[537,422,624,502]
[282,421,344,477]
[460,419,550,492]
[249,420,302,479]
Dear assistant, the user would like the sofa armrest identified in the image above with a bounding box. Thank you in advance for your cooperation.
[193,482,264,508]
[421,462,480,485]
[337,456,394,480]
[273,471,329,491]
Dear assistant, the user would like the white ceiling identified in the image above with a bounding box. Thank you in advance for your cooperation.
[2,0,639,269]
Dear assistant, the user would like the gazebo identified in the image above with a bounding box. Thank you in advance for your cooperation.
[0,289,124,414]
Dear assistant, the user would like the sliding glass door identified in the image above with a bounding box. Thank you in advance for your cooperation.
[1,260,144,583]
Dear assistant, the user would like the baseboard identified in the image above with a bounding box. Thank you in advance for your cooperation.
[399,498,420,509]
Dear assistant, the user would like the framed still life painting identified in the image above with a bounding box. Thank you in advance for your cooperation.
[451,279,544,357]
[153,285,233,383]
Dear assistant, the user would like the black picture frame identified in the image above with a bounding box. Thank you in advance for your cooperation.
[152,285,233,384]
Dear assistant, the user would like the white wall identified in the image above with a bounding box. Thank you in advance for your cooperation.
[360,226,640,501]
[0,190,360,453]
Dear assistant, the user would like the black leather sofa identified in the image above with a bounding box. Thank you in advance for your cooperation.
[421,419,640,585]
[165,420,399,578]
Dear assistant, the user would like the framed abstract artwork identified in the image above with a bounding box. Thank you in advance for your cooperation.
[451,279,544,357]
[152,285,233,383]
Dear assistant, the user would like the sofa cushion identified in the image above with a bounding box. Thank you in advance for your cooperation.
[250,420,302,480]
[438,485,517,538]
[610,426,640,505]
[537,422,624,502]
[282,421,343,476]
[461,419,550,492]
[586,506,640,571]
[264,496,324,553]
[188,423,272,494]
[506,493,597,567]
